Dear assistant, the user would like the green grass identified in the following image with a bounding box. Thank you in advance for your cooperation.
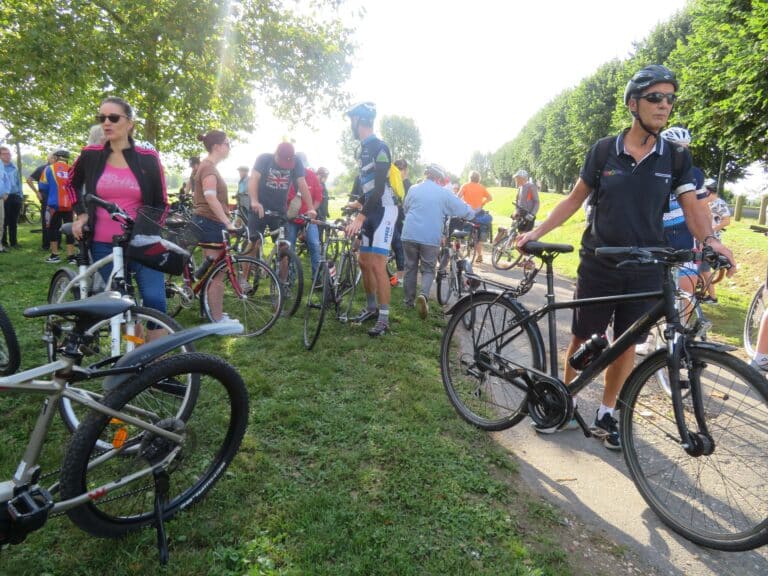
[1,192,763,573]
[1,221,578,575]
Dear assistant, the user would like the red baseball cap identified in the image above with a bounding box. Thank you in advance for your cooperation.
[275,142,296,169]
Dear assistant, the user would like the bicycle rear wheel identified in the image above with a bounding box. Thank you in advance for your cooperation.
[24,202,42,225]
[744,285,765,358]
[491,235,523,271]
[303,263,329,350]
[436,261,458,306]
[0,303,20,375]
[57,306,199,435]
[620,347,768,551]
[203,256,282,336]
[441,292,545,430]
[270,248,304,317]
[60,353,248,537]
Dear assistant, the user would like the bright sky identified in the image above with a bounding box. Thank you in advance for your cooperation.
[220,0,691,182]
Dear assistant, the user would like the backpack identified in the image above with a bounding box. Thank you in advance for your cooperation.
[388,163,405,202]
[586,135,686,231]
[42,160,72,211]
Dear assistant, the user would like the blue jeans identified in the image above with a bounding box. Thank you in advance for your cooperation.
[91,241,167,313]
[285,221,321,278]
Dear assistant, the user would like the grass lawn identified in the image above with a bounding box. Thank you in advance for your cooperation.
[0,188,763,574]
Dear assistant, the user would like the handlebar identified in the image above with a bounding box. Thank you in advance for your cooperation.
[595,246,732,270]
[86,194,131,222]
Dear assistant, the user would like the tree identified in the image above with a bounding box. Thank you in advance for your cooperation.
[379,115,421,165]
[463,151,494,185]
[0,0,354,158]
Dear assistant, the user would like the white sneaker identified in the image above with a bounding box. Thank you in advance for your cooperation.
[750,360,768,376]
[635,334,655,356]
[416,294,429,319]
[216,313,231,323]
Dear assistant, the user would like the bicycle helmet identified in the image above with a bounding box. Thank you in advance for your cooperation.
[53,149,70,160]
[345,101,376,120]
[424,163,446,181]
[661,126,691,145]
[623,64,678,105]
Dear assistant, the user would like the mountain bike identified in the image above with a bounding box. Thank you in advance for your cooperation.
[47,196,200,433]
[0,292,248,565]
[303,219,360,350]
[0,302,21,375]
[744,224,768,358]
[440,242,768,551]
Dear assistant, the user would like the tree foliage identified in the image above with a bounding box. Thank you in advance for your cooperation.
[487,3,767,192]
[379,115,421,166]
[0,0,354,158]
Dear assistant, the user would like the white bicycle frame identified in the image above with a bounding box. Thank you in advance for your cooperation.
[54,245,140,359]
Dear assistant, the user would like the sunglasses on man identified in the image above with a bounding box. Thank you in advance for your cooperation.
[638,92,677,105]
[96,113,130,124]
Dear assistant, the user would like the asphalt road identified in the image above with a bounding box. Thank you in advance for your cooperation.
[467,259,768,576]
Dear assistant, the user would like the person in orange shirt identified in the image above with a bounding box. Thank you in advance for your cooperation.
[458,171,492,263]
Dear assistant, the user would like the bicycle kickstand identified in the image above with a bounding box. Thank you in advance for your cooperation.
[572,407,593,438]
[153,468,171,565]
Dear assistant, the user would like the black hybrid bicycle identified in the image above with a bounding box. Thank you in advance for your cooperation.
[440,242,768,552]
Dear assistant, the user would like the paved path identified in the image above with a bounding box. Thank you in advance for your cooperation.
[468,259,768,576]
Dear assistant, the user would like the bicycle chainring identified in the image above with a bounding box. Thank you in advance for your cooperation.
[527,376,573,429]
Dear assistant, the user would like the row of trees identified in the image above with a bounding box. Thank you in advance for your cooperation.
[0,0,354,164]
[475,0,766,193]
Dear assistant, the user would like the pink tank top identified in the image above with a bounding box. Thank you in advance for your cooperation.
[94,164,143,243]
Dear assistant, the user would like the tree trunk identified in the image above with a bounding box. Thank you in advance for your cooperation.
[759,195,768,225]
[734,195,744,221]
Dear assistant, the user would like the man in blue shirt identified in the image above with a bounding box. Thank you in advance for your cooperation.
[517,65,735,449]
[0,163,9,253]
[0,146,23,248]
[402,163,474,319]
[344,102,398,337]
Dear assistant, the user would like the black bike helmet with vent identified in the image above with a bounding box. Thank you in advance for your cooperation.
[345,101,376,120]
[53,149,70,160]
[623,64,678,105]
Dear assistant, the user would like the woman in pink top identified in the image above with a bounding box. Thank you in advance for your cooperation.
[68,96,168,312]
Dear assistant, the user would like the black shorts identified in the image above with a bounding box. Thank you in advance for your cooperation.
[46,209,74,245]
[571,254,662,343]
[248,212,286,239]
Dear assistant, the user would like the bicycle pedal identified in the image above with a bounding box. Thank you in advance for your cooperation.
[6,486,54,540]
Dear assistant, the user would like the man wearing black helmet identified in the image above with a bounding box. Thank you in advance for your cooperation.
[517,64,735,450]
[344,101,398,337]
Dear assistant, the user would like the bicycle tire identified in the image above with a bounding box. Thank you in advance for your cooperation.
[436,262,456,306]
[441,292,545,430]
[744,285,765,358]
[491,235,524,271]
[23,202,42,225]
[60,353,248,538]
[0,303,21,375]
[165,260,195,318]
[57,306,199,436]
[303,263,329,350]
[620,346,768,551]
[269,248,304,317]
[202,256,282,337]
[46,268,82,362]
[336,251,358,321]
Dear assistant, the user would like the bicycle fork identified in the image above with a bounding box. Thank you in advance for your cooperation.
[665,330,715,456]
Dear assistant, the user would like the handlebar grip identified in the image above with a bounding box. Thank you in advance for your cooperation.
[85,194,120,214]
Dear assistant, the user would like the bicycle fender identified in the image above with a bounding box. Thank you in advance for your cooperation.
[102,321,243,390]
[687,340,738,353]
[444,290,499,315]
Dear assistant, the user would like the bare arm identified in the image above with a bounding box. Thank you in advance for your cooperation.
[248,171,263,218]
[202,174,234,228]
[679,192,736,274]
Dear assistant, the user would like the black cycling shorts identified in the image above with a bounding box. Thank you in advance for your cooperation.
[571,253,662,343]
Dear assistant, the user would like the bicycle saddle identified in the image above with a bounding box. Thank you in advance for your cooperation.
[24,292,133,322]
[450,230,469,239]
[522,241,574,256]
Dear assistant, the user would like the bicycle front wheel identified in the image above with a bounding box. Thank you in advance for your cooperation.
[336,251,358,321]
[60,353,248,537]
[436,262,457,306]
[0,303,20,375]
[303,263,329,350]
[620,347,768,551]
[744,285,765,358]
[58,306,198,435]
[203,256,282,337]
[492,236,523,271]
[441,292,545,430]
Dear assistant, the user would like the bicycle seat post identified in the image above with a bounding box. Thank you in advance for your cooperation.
[543,255,560,378]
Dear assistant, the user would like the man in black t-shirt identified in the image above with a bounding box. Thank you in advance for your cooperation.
[26,154,54,250]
